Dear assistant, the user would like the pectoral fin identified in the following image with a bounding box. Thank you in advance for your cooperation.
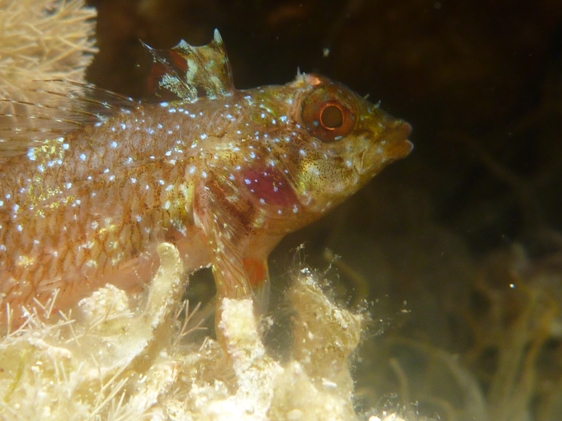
[194,180,253,299]
[243,256,271,315]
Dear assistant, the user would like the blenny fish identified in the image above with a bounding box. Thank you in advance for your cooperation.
[0,31,412,327]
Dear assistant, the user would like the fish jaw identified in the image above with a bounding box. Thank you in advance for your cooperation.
[354,116,413,178]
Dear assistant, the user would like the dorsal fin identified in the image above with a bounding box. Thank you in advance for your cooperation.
[0,80,138,159]
[144,29,235,102]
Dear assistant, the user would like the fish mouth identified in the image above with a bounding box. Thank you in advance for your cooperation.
[355,120,413,175]
[382,120,413,160]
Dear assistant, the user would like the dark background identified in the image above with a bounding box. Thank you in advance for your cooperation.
[86,1,562,419]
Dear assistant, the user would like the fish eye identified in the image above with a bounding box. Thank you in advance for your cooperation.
[320,103,343,129]
[302,86,356,143]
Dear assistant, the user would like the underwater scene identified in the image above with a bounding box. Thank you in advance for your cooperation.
[0,1,561,420]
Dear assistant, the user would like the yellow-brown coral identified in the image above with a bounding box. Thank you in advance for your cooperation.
[0,0,96,109]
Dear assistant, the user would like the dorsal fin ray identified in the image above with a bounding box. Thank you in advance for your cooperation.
[0,80,138,159]
[144,29,235,102]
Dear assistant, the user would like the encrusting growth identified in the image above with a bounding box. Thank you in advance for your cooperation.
[0,243,387,420]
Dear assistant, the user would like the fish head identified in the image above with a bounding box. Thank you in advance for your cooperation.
[278,73,413,216]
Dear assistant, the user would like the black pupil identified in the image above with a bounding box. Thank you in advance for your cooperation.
[320,104,343,129]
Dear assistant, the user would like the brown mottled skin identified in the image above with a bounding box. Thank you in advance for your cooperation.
[0,34,412,327]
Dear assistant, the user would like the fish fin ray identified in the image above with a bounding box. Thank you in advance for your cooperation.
[144,29,235,102]
[0,80,138,158]
[194,178,253,299]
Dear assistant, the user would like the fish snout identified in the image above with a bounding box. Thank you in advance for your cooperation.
[384,119,413,159]
[355,118,412,175]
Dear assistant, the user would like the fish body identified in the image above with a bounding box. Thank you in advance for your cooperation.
[0,31,412,326]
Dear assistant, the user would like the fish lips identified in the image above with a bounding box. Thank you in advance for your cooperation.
[383,120,413,159]
[356,120,413,175]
